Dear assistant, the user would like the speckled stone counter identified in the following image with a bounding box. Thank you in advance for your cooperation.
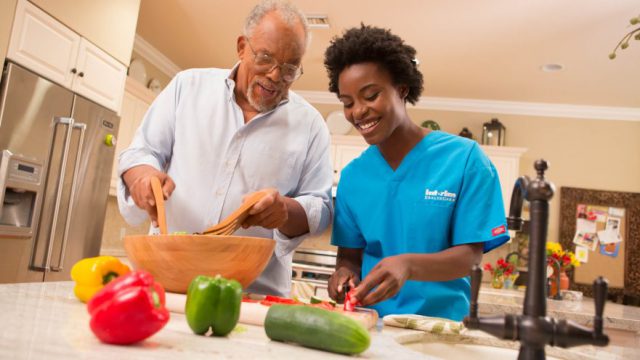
[0,282,425,360]
[0,282,637,359]
[478,286,640,332]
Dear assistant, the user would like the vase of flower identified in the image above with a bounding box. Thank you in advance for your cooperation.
[484,257,517,290]
[549,269,570,297]
[546,242,579,298]
[491,275,504,289]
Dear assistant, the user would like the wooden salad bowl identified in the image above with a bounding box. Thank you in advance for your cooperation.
[124,234,275,293]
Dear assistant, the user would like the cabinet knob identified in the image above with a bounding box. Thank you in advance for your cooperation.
[70,68,77,74]
[78,72,84,78]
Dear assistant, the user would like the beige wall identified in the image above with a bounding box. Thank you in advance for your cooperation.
[311,103,640,244]
[29,0,140,65]
[0,0,18,64]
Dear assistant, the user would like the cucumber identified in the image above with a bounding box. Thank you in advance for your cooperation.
[309,295,322,304]
[264,304,370,355]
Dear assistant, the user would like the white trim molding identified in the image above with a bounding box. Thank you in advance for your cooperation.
[295,90,640,122]
[133,34,181,78]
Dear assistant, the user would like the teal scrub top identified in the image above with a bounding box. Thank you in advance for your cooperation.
[331,131,509,321]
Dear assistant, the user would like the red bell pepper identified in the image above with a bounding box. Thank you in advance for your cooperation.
[87,270,170,345]
[344,289,361,312]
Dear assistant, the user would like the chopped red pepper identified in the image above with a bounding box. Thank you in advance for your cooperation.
[344,289,361,312]
[264,295,300,304]
[87,270,170,345]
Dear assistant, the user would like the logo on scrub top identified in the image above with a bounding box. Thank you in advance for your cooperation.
[424,188,457,202]
[492,225,506,236]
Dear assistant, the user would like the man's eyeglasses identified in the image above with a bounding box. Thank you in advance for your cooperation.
[245,37,303,83]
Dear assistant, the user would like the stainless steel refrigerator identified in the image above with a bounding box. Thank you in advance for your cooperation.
[0,61,119,283]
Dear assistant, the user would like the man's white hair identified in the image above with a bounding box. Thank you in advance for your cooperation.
[243,0,310,47]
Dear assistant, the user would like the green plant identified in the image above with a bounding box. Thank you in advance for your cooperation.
[420,119,440,130]
[609,14,640,59]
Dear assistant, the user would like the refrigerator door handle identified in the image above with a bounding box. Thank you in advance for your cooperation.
[0,150,13,219]
[41,116,75,272]
[51,122,86,272]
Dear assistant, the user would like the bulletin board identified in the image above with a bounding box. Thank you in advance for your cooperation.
[559,187,640,300]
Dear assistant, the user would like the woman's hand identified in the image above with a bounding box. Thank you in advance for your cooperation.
[328,266,360,302]
[350,255,411,306]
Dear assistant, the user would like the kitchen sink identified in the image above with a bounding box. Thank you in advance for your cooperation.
[393,331,574,360]
[402,341,563,360]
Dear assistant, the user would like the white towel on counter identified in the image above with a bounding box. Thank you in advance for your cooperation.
[383,314,466,335]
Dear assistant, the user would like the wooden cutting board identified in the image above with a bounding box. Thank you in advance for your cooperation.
[165,292,378,329]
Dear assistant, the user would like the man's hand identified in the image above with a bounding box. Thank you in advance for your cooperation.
[242,189,288,229]
[242,188,309,237]
[328,267,360,302]
[121,165,175,226]
[350,255,411,306]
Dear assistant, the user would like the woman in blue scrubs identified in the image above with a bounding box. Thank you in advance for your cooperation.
[324,25,510,321]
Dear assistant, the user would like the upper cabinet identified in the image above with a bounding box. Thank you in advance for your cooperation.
[7,0,126,112]
[331,135,526,213]
[29,0,140,65]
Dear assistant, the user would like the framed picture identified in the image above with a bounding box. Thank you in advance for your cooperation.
[559,187,640,302]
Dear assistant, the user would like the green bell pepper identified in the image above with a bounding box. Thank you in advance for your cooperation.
[185,275,242,336]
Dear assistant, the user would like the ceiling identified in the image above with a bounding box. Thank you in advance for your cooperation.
[136,0,640,108]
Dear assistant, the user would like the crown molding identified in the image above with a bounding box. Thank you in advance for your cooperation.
[133,34,181,78]
[294,90,640,122]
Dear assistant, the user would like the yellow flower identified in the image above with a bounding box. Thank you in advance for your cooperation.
[546,241,562,256]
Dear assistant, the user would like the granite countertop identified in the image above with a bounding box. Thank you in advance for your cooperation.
[0,282,637,359]
[0,282,424,359]
[478,286,640,332]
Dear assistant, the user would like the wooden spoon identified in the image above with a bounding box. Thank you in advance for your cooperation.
[150,176,167,235]
[201,191,267,235]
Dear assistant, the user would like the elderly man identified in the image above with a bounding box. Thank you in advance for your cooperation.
[117,0,333,296]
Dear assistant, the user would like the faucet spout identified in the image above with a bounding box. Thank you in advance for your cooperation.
[506,176,530,232]
[464,159,609,360]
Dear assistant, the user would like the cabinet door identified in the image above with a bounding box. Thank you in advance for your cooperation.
[7,0,79,88]
[72,38,126,112]
[487,154,520,213]
[334,144,367,184]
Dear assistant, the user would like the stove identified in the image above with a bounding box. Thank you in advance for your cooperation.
[291,249,336,298]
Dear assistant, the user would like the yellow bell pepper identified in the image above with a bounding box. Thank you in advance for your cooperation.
[71,256,131,303]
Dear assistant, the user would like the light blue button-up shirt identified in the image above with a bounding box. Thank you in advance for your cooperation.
[117,66,333,296]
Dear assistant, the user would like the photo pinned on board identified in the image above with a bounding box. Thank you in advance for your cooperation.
[572,231,599,252]
[599,242,620,258]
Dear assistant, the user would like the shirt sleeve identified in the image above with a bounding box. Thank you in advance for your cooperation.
[116,72,181,226]
[270,112,334,258]
[292,113,334,236]
[451,143,509,252]
[331,173,366,249]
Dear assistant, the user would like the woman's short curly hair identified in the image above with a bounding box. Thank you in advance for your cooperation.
[324,24,424,104]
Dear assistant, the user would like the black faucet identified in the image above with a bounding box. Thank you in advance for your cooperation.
[463,160,609,360]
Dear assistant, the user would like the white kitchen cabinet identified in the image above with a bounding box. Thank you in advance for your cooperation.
[7,0,126,112]
[331,135,368,184]
[109,77,156,195]
[481,146,527,213]
[330,135,526,213]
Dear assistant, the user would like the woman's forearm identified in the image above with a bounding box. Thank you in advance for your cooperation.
[404,243,483,282]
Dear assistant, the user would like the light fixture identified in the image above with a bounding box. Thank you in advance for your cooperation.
[306,14,330,29]
[541,63,564,72]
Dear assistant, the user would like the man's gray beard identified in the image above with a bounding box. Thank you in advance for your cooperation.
[247,80,279,113]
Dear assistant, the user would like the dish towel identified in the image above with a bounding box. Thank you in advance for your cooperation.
[383,314,466,335]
